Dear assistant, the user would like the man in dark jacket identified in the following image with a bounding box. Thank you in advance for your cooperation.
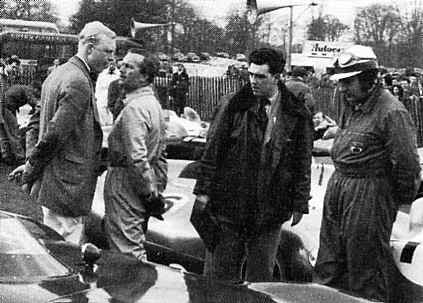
[193,48,314,282]
[169,64,189,116]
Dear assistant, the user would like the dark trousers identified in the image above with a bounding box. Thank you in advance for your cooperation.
[204,224,282,282]
[314,171,400,302]
[173,94,186,116]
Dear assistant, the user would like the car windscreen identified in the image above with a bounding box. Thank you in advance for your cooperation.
[0,217,70,282]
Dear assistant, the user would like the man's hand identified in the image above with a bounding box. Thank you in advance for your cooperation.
[8,162,40,200]
[322,126,339,140]
[291,211,303,226]
[8,164,26,184]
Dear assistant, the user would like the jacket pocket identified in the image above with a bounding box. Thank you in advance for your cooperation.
[59,153,87,184]
[64,153,86,164]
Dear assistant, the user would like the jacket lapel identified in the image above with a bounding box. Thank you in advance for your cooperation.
[268,83,300,173]
[68,56,101,124]
[229,82,304,174]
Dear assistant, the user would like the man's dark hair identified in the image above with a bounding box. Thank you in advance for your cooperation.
[383,73,393,87]
[31,80,42,98]
[357,69,379,91]
[291,66,308,78]
[128,48,159,84]
[248,48,285,75]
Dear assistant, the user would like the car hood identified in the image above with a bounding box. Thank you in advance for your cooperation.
[0,238,371,303]
[0,243,170,303]
[48,267,374,303]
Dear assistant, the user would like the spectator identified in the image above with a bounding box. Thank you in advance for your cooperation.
[5,55,22,85]
[96,59,120,126]
[391,84,404,102]
[47,58,61,75]
[169,63,189,116]
[107,77,125,121]
[285,66,316,114]
[0,85,37,164]
[400,77,411,100]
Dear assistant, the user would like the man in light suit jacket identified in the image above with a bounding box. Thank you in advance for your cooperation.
[13,21,116,244]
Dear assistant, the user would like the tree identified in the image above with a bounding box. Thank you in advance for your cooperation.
[224,10,265,55]
[69,0,171,52]
[70,0,168,35]
[0,0,58,23]
[307,14,348,41]
[395,4,423,67]
[353,4,401,66]
[69,0,224,54]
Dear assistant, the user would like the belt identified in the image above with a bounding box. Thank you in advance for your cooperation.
[109,159,129,167]
[335,165,389,178]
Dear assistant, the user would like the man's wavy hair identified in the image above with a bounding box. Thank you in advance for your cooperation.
[248,48,285,75]
[128,48,160,84]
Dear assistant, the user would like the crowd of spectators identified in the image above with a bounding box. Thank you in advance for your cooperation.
[381,69,423,104]
[0,54,42,164]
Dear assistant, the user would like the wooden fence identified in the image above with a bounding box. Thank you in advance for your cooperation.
[155,76,244,120]
[16,70,423,146]
[157,77,423,147]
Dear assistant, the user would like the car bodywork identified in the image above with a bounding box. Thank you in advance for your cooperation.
[86,145,423,301]
[85,155,332,281]
[0,210,374,303]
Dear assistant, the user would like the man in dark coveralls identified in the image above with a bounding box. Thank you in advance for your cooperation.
[314,45,421,302]
[193,48,314,282]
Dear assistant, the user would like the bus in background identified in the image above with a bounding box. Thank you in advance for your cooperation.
[0,19,143,83]
[0,18,59,33]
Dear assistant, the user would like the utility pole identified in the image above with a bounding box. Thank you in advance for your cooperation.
[287,5,293,71]
[246,2,318,71]
[170,0,175,59]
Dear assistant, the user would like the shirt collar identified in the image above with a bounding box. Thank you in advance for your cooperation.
[123,85,154,105]
[268,89,279,107]
[350,85,381,113]
[75,55,91,72]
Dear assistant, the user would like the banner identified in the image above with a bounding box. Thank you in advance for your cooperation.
[303,40,353,58]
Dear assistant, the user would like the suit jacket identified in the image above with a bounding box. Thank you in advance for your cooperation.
[194,82,313,233]
[25,56,103,217]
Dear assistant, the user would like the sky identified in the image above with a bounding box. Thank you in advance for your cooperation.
[51,0,421,44]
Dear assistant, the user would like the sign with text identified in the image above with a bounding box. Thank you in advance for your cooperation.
[303,40,353,58]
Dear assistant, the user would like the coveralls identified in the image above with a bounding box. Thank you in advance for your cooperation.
[104,85,167,261]
[314,85,421,302]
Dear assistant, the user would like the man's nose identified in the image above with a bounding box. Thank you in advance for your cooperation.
[119,66,125,75]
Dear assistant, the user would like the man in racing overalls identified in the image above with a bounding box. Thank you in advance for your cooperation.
[314,45,421,302]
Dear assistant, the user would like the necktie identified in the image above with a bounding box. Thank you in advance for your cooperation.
[257,98,269,133]
[89,70,99,83]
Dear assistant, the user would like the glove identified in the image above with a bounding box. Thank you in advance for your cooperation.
[144,193,166,220]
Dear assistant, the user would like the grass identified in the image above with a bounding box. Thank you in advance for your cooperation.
[0,162,42,221]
